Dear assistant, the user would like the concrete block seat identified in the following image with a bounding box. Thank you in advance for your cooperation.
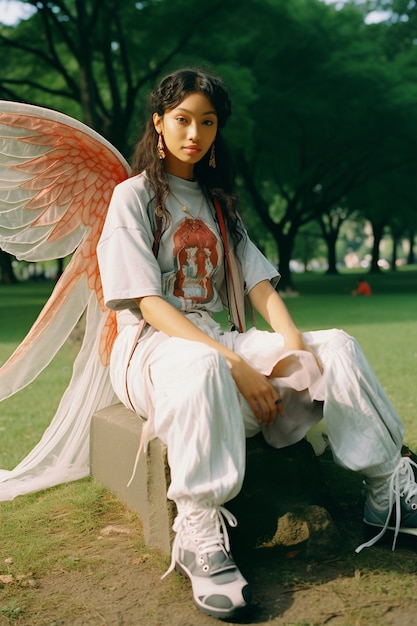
[90,403,334,556]
[90,403,175,554]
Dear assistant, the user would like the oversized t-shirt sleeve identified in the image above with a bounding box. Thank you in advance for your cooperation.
[97,178,162,311]
[237,232,280,294]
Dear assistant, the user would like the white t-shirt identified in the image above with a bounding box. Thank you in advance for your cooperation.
[97,172,279,329]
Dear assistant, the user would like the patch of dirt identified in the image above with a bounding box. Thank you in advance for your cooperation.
[3,445,417,625]
[3,511,417,626]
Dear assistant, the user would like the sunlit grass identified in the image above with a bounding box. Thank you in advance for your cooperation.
[1,271,416,458]
[0,271,416,625]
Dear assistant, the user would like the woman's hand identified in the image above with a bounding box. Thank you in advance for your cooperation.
[137,294,285,424]
[227,353,283,425]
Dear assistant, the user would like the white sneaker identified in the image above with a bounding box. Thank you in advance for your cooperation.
[163,505,253,620]
[356,456,417,553]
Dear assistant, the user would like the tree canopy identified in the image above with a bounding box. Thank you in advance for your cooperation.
[0,0,416,285]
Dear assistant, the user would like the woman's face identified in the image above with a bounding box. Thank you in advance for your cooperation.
[153,91,218,180]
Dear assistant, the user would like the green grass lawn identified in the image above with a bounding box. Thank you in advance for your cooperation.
[286,270,417,446]
[254,269,416,447]
[1,269,416,464]
[0,281,76,470]
[0,270,416,625]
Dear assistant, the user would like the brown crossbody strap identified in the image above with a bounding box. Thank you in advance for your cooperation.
[213,199,245,333]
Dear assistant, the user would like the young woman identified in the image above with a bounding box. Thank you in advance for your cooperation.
[97,68,417,621]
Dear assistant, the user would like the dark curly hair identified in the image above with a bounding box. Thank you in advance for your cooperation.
[131,67,242,245]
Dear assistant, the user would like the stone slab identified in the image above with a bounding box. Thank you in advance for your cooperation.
[90,403,174,554]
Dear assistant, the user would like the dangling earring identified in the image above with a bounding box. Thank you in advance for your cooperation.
[157,134,166,160]
[209,143,216,168]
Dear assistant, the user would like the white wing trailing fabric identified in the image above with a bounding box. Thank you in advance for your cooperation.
[0,101,130,499]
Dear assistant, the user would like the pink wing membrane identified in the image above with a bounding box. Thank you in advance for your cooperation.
[0,102,131,499]
[0,102,130,377]
[0,110,128,258]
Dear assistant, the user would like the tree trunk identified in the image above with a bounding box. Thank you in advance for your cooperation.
[325,232,339,275]
[318,211,344,275]
[407,228,415,265]
[0,251,17,284]
[275,231,296,290]
[56,258,65,281]
[391,234,399,272]
[369,221,384,273]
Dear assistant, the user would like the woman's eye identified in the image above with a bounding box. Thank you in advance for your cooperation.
[176,116,187,123]
[203,120,214,126]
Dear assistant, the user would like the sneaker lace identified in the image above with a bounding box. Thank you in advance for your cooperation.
[356,456,417,553]
[162,505,237,579]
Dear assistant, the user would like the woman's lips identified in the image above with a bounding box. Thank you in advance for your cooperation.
[183,146,201,155]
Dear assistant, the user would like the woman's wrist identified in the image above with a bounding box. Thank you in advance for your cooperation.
[281,329,306,351]
[277,326,303,341]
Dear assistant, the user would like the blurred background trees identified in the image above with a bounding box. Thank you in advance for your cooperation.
[0,0,415,286]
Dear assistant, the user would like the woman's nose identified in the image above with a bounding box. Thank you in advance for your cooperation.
[187,123,199,142]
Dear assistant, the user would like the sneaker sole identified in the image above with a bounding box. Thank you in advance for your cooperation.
[175,561,253,621]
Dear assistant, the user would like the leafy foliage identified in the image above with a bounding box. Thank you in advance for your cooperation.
[0,0,416,285]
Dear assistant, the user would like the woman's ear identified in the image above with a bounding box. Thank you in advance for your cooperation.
[153,113,162,133]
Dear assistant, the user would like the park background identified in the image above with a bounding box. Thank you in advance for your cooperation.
[1,1,417,624]
[0,0,416,286]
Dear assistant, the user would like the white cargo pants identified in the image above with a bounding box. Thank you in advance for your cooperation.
[110,312,404,509]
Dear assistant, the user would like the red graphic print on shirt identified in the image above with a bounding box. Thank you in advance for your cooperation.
[173,219,219,304]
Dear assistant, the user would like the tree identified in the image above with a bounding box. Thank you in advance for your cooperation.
[318,205,350,274]
[388,173,416,270]
[0,249,17,283]
[1,0,416,287]
[407,228,416,265]
[347,160,416,272]
[0,0,239,153]
[362,0,417,269]
[292,221,327,272]
[230,0,417,286]
[406,228,416,265]
[0,0,244,283]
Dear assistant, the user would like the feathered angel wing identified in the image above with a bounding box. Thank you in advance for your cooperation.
[0,101,130,499]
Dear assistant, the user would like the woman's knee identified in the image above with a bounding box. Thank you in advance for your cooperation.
[305,328,356,352]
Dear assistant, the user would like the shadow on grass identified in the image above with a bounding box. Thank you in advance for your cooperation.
[225,438,417,624]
